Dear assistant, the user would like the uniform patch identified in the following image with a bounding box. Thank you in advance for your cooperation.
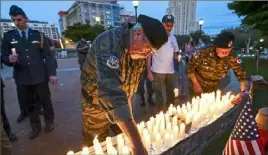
[236,58,242,64]
[106,56,119,69]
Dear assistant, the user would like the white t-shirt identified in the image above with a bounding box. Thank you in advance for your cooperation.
[151,34,179,74]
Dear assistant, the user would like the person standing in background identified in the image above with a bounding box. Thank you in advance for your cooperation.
[184,36,195,63]
[76,37,89,70]
[1,5,57,139]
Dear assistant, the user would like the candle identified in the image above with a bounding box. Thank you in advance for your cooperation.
[150,117,155,125]
[172,125,179,143]
[147,121,153,133]
[81,147,90,155]
[172,116,178,127]
[163,132,170,149]
[122,145,130,155]
[155,132,162,153]
[167,122,172,132]
[152,125,159,142]
[117,135,124,154]
[174,88,179,97]
[66,151,74,155]
[165,113,170,124]
[179,123,185,138]
[11,48,17,55]
[160,121,165,135]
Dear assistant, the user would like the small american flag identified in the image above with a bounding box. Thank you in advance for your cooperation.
[223,99,266,155]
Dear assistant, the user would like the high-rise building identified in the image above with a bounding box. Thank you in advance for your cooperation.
[120,9,135,24]
[0,19,60,40]
[58,1,123,33]
[166,1,198,35]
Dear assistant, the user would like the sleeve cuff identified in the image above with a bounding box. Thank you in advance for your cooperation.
[105,104,133,124]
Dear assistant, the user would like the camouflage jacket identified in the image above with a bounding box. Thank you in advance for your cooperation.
[80,23,146,123]
[187,46,251,89]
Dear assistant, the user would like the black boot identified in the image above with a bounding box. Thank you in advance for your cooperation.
[28,129,40,140]
[140,94,146,107]
[7,133,18,142]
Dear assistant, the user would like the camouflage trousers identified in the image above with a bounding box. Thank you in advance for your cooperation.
[81,93,122,146]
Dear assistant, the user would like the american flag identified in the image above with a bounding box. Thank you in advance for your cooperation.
[223,99,266,155]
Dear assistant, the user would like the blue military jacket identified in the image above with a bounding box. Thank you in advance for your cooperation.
[1,29,56,85]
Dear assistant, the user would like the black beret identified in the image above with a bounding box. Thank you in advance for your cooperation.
[138,14,168,50]
[9,5,27,17]
[162,15,174,23]
[214,31,235,48]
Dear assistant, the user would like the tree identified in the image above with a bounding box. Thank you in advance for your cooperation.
[62,23,105,42]
[228,2,268,35]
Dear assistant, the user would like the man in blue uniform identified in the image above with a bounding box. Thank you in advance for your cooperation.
[1,5,57,139]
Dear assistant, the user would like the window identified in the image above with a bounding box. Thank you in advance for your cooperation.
[107,15,111,19]
[3,23,8,26]
[106,11,110,14]
[33,24,38,26]
[52,35,57,39]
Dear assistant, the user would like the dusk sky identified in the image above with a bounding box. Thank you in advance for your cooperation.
[1,1,242,34]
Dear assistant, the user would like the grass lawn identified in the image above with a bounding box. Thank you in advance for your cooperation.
[202,58,268,155]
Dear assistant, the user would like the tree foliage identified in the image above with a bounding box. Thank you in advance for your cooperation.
[62,23,107,42]
[228,1,268,35]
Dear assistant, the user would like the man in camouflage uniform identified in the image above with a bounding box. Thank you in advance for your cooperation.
[76,37,89,70]
[187,31,251,104]
[80,14,168,154]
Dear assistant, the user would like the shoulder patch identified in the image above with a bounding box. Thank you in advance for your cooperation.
[236,58,242,64]
[106,56,119,69]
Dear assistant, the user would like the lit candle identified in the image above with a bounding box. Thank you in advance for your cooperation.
[179,123,185,138]
[66,151,74,155]
[172,125,179,143]
[147,121,153,134]
[150,117,155,125]
[172,116,178,127]
[167,122,172,132]
[117,135,124,154]
[174,88,179,98]
[81,147,90,155]
[163,132,170,149]
[155,132,162,153]
[165,113,170,124]
[11,48,17,55]
[122,145,130,155]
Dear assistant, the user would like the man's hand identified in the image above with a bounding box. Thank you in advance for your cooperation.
[231,92,248,105]
[49,76,57,84]
[117,120,147,155]
[193,81,203,93]
[8,55,18,63]
[147,71,153,81]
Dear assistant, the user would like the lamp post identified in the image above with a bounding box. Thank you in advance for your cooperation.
[260,38,264,42]
[198,18,204,37]
[133,1,139,23]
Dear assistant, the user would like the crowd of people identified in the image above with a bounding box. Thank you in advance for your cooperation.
[2,4,267,155]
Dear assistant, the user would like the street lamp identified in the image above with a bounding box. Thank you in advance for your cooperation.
[198,18,204,37]
[260,38,264,42]
[132,1,139,23]
[95,16,100,25]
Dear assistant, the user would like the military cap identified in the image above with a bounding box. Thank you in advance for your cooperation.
[9,5,27,18]
[162,14,174,23]
[138,14,168,50]
[214,31,235,48]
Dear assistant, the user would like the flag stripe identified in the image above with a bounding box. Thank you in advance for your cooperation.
[228,138,232,155]
[232,140,239,155]
[230,140,235,155]
[252,140,261,155]
[257,138,265,155]
[246,141,255,155]
[236,140,244,155]
[240,141,250,154]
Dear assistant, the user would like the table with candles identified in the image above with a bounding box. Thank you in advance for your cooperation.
[67,90,245,155]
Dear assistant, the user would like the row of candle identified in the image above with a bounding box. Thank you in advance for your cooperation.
[67,90,236,155]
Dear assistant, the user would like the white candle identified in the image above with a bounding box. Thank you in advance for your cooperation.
[167,122,172,132]
[81,147,90,155]
[11,48,17,55]
[150,117,155,125]
[172,116,178,127]
[165,113,170,124]
[155,132,162,153]
[117,135,124,154]
[174,88,179,97]
[147,121,153,134]
[66,151,74,155]
[164,132,170,149]
[179,123,185,138]
[122,145,130,155]
[172,125,179,142]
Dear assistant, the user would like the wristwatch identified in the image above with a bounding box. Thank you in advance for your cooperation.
[242,89,250,95]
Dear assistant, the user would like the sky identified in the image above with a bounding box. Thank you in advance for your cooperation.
[1,1,242,34]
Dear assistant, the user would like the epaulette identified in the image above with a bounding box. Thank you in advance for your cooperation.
[4,29,16,34]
